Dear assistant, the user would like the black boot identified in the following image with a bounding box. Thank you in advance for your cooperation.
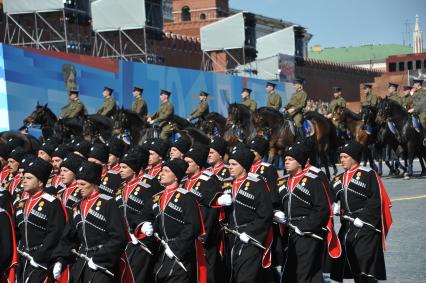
[296,127,305,141]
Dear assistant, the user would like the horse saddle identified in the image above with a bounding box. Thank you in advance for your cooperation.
[303,120,315,137]
[387,120,397,135]
[412,116,421,133]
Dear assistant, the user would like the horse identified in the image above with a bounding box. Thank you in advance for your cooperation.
[376,98,426,177]
[112,108,153,145]
[332,105,378,172]
[23,102,58,141]
[201,112,227,138]
[226,103,257,143]
[82,114,113,143]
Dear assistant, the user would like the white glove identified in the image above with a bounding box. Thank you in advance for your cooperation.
[239,232,250,243]
[29,257,39,268]
[294,226,303,236]
[87,258,98,271]
[53,262,62,279]
[217,194,232,206]
[332,202,340,215]
[130,233,139,245]
[165,246,174,259]
[273,211,287,224]
[353,217,364,228]
[141,222,154,237]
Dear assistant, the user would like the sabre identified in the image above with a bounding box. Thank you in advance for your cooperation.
[17,249,48,271]
[134,238,153,256]
[71,249,114,276]
[342,215,381,233]
[288,223,324,241]
[153,233,187,272]
[222,226,266,250]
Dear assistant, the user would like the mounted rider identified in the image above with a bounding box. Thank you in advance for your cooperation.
[188,91,210,126]
[147,89,175,140]
[407,79,426,146]
[326,86,347,139]
[361,83,379,134]
[59,89,86,119]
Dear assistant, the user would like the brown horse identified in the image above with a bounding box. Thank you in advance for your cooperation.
[201,112,227,138]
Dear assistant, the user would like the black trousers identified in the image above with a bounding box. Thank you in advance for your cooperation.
[126,243,155,283]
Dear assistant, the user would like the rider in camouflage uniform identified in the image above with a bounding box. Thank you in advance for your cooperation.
[361,83,379,134]
[188,91,209,125]
[241,88,257,112]
[96,86,117,117]
[148,89,174,140]
[131,86,147,118]
[266,82,282,111]
[59,89,86,119]
[282,78,308,140]
[326,86,347,137]
[408,79,426,146]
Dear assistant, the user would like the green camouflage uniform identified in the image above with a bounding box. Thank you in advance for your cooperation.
[96,96,117,117]
[189,100,209,121]
[60,98,85,118]
[131,95,147,117]
[152,101,174,140]
[266,90,282,111]
[401,94,414,110]
[413,88,426,130]
[388,92,402,105]
[242,97,257,112]
[286,89,307,127]
[327,96,347,132]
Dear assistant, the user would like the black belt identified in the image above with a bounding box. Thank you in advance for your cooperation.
[289,216,306,221]
[26,244,43,252]
[80,244,103,252]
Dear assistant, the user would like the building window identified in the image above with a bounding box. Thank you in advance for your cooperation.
[416,60,422,69]
[407,61,413,70]
[389,62,397,72]
[200,13,206,20]
[398,61,405,71]
[181,6,191,21]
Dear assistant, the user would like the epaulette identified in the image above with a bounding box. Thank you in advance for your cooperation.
[358,166,372,172]
[177,188,189,195]
[222,181,232,189]
[308,166,321,173]
[143,174,154,180]
[99,194,113,201]
[181,176,189,182]
[247,173,260,182]
[107,170,119,175]
[199,174,210,181]
[260,162,271,167]
[222,176,233,182]
[202,170,213,176]
[42,193,56,202]
[304,172,318,179]
[137,181,151,188]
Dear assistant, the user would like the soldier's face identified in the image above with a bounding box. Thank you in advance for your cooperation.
[69,94,77,100]
[38,150,51,162]
[184,157,200,176]
[102,90,110,98]
[22,173,43,193]
[229,159,245,179]
[388,86,396,93]
[77,179,96,199]
[284,156,302,175]
[7,158,19,173]
[169,147,184,160]
[241,91,249,99]
[340,153,357,170]
[208,149,221,165]
[60,167,76,186]
[52,157,63,172]
[149,150,162,165]
[119,163,136,181]
[266,85,273,93]
[160,93,168,102]
[200,95,207,101]
[293,83,301,91]
[159,166,177,186]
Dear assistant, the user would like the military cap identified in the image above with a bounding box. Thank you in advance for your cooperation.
[171,138,191,155]
[8,147,27,163]
[185,143,209,168]
[73,140,92,158]
[88,143,109,164]
[133,86,144,93]
[242,88,252,94]
[148,138,170,159]
[39,139,59,157]
[160,89,171,97]
[19,154,37,171]
[388,82,399,89]
[209,137,227,157]
[285,143,309,168]
[103,86,113,93]
[51,144,72,160]
[413,79,423,85]
[292,78,304,84]
[0,143,11,159]
[61,153,86,174]
[338,140,364,163]
[76,161,103,185]
[121,148,149,174]
[163,159,188,182]
[403,85,412,91]
[69,89,79,95]
[200,91,209,97]
[107,138,125,158]
[25,157,53,186]
[363,83,373,89]
[332,86,342,93]
[248,136,269,157]
[266,82,276,88]
[229,146,255,172]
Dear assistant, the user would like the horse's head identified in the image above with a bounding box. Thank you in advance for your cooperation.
[112,109,128,136]
[375,98,392,125]
[361,106,377,124]
[332,106,345,123]
[23,102,50,126]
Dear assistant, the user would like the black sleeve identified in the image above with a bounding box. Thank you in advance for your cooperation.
[51,209,79,265]
[169,195,201,259]
[199,178,221,207]
[0,211,13,273]
[92,199,128,269]
[298,178,330,233]
[265,166,278,191]
[0,190,13,215]
[358,171,382,228]
[243,181,273,244]
[33,199,66,264]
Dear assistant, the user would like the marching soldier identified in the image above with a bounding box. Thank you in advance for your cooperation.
[52,161,129,283]
[131,86,148,117]
[188,91,210,124]
[145,138,170,179]
[330,140,392,283]
[0,206,18,283]
[282,78,308,141]
[151,158,205,283]
[241,88,257,112]
[117,149,161,283]
[266,82,282,111]
[5,148,26,199]
[106,137,126,171]
[273,144,330,282]
[216,146,273,283]
[206,137,230,183]
[386,83,402,105]
[182,144,222,283]
[55,153,85,217]
[248,136,278,190]
[73,139,92,159]
[147,90,175,140]
[46,145,71,188]
[59,89,86,119]
[361,83,378,108]
[14,157,66,283]
[96,86,117,117]
[88,143,124,197]
[169,137,191,160]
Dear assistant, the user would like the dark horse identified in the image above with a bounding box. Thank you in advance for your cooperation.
[113,108,153,145]
[201,112,228,138]
[0,131,40,154]
[225,103,257,142]
[82,114,114,143]
[376,98,426,177]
